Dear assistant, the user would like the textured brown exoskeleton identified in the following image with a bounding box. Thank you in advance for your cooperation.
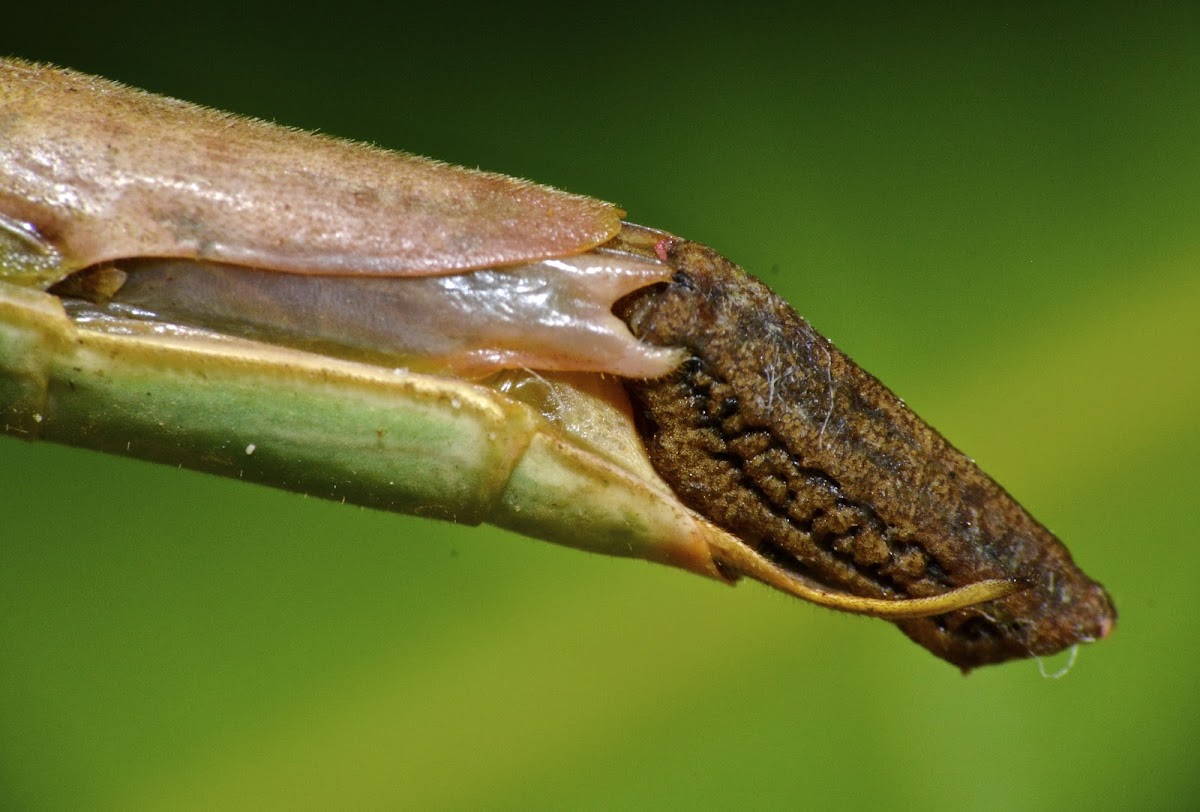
[618,238,1116,670]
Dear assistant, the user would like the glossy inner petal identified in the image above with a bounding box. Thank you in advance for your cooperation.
[64,253,683,379]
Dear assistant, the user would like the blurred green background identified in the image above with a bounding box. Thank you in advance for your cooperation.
[3,4,1198,809]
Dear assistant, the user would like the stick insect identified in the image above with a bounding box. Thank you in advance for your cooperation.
[0,59,1114,670]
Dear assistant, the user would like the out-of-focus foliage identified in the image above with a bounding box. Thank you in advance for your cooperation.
[2,5,1197,809]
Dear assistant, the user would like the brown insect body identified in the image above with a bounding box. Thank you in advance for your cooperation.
[618,240,1115,670]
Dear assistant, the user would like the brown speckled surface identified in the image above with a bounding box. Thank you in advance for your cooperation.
[618,238,1115,670]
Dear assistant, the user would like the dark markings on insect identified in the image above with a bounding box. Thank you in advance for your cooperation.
[617,239,1116,670]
